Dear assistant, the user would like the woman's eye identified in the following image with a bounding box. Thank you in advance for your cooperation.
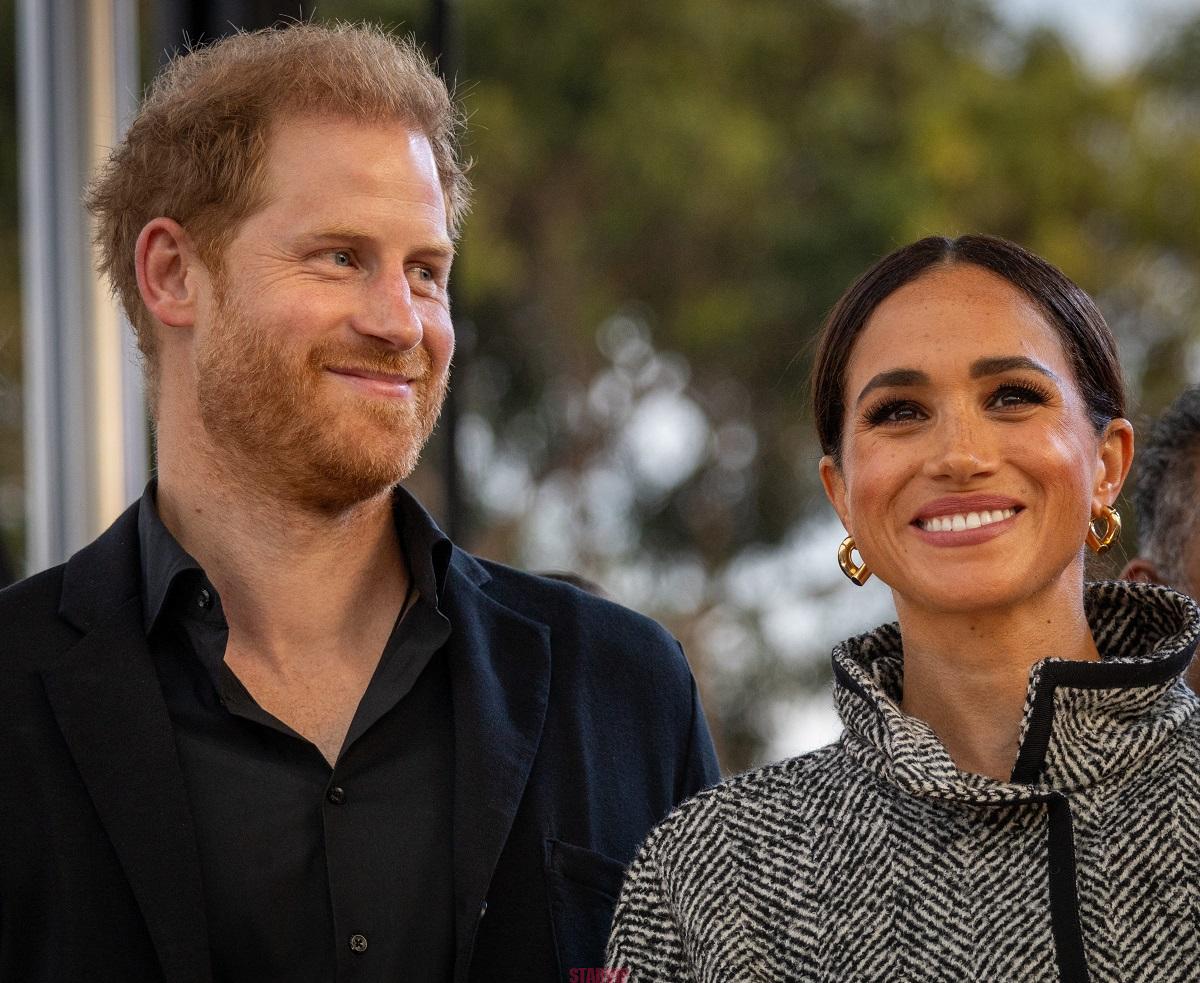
[866,400,924,426]
[990,384,1049,409]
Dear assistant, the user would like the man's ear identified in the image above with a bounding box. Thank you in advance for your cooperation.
[1122,557,1165,586]
[1093,417,1135,509]
[135,218,201,329]
[819,455,851,533]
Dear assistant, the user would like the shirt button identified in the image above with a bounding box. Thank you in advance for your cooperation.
[349,933,368,953]
[197,587,212,610]
[327,786,346,805]
[479,899,488,920]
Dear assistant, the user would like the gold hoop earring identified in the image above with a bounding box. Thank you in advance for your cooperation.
[838,536,871,586]
[1086,505,1121,554]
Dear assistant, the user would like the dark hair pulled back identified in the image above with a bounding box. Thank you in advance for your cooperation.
[810,234,1126,463]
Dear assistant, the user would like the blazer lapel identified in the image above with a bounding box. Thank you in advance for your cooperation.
[42,504,212,983]
[443,552,551,981]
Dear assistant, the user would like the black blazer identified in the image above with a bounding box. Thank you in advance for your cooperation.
[0,502,720,982]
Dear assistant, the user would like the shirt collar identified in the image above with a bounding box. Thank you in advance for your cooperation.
[392,483,454,604]
[138,480,454,636]
[138,480,203,634]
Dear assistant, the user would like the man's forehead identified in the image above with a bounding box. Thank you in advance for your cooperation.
[265,111,430,168]
[255,113,448,225]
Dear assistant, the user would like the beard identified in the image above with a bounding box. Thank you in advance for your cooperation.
[194,284,449,513]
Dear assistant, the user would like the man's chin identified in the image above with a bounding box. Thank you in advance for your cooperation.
[291,430,429,511]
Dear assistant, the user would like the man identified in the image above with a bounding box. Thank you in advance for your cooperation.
[0,24,719,983]
[1122,384,1200,688]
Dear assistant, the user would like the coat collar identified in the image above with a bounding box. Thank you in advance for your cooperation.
[46,501,214,983]
[440,547,552,981]
[834,581,1200,802]
[48,497,552,983]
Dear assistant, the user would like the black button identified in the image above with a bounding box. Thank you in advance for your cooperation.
[327,786,346,805]
[197,587,212,610]
[349,934,368,953]
[479,899,488,920]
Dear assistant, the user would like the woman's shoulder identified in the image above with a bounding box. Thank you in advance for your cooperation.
[637,739,866,867]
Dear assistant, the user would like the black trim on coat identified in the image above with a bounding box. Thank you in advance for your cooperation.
[1045,793,1090,983]
[1011,637,1198,784]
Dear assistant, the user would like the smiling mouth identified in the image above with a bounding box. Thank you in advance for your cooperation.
[329,367,416,384]
[916,507,1020,533]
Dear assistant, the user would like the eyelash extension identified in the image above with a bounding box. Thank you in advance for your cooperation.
[862,380,1053,427]
[989,381,1053,406]
[863,398,919,427]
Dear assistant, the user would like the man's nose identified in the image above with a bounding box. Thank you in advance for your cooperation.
[352,272,423,350]
[924,411,996,482]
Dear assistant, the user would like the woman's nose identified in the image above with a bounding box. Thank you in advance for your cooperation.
[924,413,997,482]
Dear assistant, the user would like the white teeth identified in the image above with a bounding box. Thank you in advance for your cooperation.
[921,508,1016,532]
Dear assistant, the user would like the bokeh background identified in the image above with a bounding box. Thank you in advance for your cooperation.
[3,0,1200,772]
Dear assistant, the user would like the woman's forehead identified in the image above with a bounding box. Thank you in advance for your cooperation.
[845,265,1072,389]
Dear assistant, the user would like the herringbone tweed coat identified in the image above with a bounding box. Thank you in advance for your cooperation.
[607,581,1200,982]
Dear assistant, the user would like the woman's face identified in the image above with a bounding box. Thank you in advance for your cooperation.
[820,263,1132,615]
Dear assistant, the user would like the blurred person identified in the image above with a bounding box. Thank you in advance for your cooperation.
[608,235,1200,981]
[1121,385,1200,688]
[0,23,718,983]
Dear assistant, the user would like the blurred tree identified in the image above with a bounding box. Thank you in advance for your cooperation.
[317,0,1200,767]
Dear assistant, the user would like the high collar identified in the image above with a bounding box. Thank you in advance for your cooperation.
[833,581,1200,802]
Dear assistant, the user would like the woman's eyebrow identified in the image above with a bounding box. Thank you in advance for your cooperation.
[855,369,927,407]
[855,356,1063,407]
[970,355,1061,382]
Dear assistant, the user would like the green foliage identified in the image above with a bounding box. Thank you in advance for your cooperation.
[6,0,1200,764]
[304,0,1200,764]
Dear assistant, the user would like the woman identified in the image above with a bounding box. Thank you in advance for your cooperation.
[606,235,1200,982]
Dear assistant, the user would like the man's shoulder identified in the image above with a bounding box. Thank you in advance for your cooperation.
[0,562,81,666]
[459,552,691,676]
[0,562,68,623]
[468,552,678,633]
[0,502,142,662]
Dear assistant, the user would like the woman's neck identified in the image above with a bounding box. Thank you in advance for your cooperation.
[895,577,1099,781]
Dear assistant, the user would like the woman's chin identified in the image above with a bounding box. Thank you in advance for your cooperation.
[889,570,1052,617]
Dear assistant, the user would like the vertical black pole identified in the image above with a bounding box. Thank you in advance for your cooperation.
[155,1,313,63]
[430,0,466,544]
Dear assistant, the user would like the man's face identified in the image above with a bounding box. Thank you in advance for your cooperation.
[192,115,455,511]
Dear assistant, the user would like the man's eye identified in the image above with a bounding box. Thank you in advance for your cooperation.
[331,250,353,267]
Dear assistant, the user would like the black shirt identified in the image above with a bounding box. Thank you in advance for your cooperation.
[138,483,456,982]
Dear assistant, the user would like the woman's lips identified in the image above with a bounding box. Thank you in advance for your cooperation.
[910,506,1022,547]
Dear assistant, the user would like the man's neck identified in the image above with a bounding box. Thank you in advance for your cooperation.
[154,438,409,671]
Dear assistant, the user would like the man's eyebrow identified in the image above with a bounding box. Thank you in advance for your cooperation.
[294,227,456,259]
[969,355,1060,382]
[855,369,928,407]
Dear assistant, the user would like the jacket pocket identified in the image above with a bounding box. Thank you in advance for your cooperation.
[544,838,628,978]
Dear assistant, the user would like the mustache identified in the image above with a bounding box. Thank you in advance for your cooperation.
[308,342,433,378]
